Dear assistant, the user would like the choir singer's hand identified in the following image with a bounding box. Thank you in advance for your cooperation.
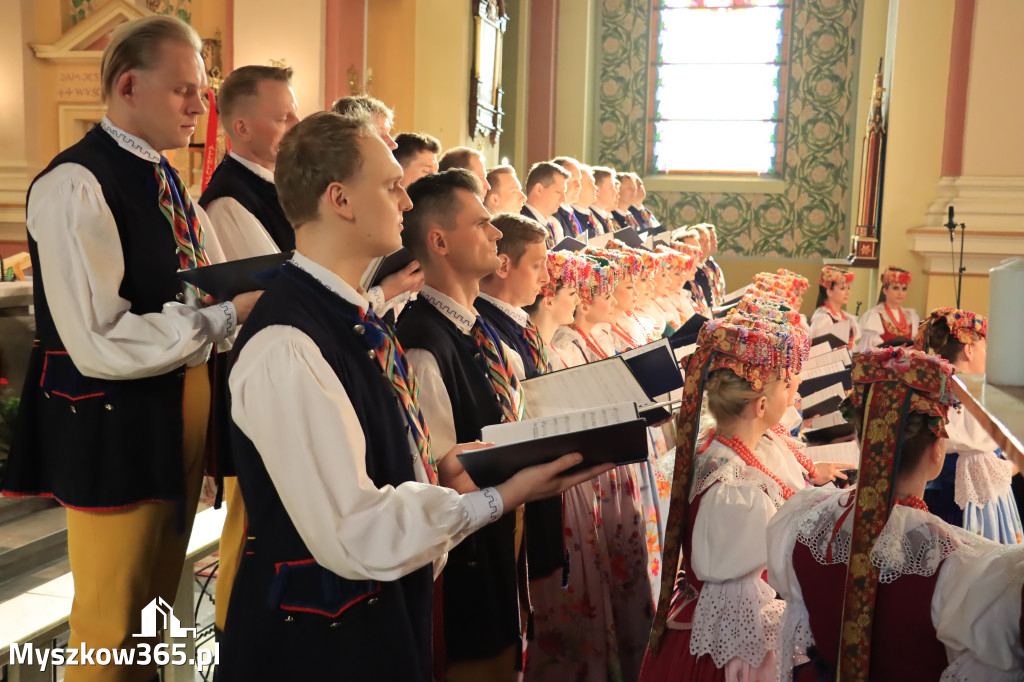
[811,461,857,486]
[495,453,614,509]
[436,441,494,494]
[202,290,263,324]
[380,260,425,302]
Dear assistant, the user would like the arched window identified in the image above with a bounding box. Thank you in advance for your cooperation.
[647,0,790,176]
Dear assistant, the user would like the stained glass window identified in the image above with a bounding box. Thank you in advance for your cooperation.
[648,0,789,175]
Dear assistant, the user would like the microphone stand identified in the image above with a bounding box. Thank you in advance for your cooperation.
[945,205,966,308]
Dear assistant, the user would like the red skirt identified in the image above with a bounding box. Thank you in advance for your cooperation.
[638,627,726,682]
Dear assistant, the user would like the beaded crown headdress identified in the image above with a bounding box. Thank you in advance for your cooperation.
[835,347,957,680]
[649,317,808,653]
[913,306,987,351]
[819,265,855,288]
[776,268,810,294]
[880,266,912,288]
[540,252,589,298]
[577,255,619,302]
[589,247,644,281]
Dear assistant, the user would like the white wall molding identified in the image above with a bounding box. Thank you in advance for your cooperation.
[910,175,1024,274]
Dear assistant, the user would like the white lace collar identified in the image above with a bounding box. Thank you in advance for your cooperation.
[790,487,996,582]
[690,439,789,510]
[420,285,476,335]
[477,292,529,328]
[100,116,162,164]
[229,151,276,183]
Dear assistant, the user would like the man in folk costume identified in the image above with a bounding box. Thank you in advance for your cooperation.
[766,346,1024,681]
[550,156,586,238]
[612,172,642,230]
[397,170,611,680]
[221,113,604,680]
[642,318,810,682]
[572,164,604,238]
[589,166,619,234]
[521,161,571,247]
[1,16,260,681]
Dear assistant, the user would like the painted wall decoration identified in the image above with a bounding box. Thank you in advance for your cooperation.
[597,0,861,259]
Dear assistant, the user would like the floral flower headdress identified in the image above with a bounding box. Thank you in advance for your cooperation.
[734,297,806,334]
[776,268,810,294]
[666,241,702,274]
[913,306,987,351]
[819,264,855,288]
[880,266,912,288]
[540,252,590,298]
[834,346,957,680]
[577,255,619,302]
[653,245,689,274]
[650,318,809,653]
[589,247,644,281]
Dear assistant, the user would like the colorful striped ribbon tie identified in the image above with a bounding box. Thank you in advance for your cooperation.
[472,317,525,422]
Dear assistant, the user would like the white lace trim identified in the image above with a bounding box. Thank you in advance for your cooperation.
[689,571,785,669]
[940,653,1024,682]
[776,599,814,682]
[954,451,1014,508]
[793,489,992,582]
[689,441,789,511]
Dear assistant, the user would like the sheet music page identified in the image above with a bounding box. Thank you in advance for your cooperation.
[801,361,848,380]
[619,338,671,362]
[803,382,848,408]
[804,440,861,466]
[588,233,614,249]
[805,411,847,431]
[522,356,652,418]
[481,402,639,446]
[674,344,697,363]
[808,342,831,358]
[803,347,853,370]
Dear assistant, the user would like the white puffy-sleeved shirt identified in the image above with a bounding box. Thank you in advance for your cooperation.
[856,303,920,352]
[229,254,502,582]
[684,439,788,671]
[809,306,861,349]
[26,116,237,380]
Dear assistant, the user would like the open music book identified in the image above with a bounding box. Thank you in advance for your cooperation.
[804,440,861,467]
[458,402,649,487]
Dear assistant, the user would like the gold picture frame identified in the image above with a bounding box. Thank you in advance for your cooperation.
[470,0,508,144]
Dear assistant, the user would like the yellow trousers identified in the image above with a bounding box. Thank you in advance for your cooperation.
[64,365,208,682]
[213,477,245,631]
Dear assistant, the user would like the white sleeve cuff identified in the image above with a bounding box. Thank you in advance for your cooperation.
[462,486,504,527]
[198,301,237,338]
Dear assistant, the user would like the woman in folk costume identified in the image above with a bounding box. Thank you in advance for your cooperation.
[655,244,697,325]
[641,317,810,682]
[606,239,669,340]
[592,247,650,353]
[650,249,687,334]
[916,307,1023,544]
[666,241,706,320]
[766,347,1024,681]
[526,252,586,370]
[673,228,714,316]
[809,265,860,349]
[777,269,811,328]
[857,266,920,351]
[551,256,619,364]
[524,252,656,682]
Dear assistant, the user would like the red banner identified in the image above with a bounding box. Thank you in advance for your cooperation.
[202,87,221,192]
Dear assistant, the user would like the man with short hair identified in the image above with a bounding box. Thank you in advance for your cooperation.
[439,146,491,196]
[629,174,661,231]
[572,164,603,237]
[521,161,570,246]
[551,156,585,238]
[222,114,602,680]
[2,16,260,681]
[484,165,527,214]
[612,171,641,230]
[331,94,397,149]
[397,171,550,680]
[393,131,441,188]
[198,63,302,637]
[333,96,424,316]
[589,165,619,234]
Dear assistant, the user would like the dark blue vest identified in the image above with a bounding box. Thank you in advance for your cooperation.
[553,206,582,238]
[628,205,651,232]
[474,297,569,583]
[592,209,612,234]
[573,208,599,238]
[219,263,432,681]
[396,299,524,667]
[3,125,192,508]
[199,154,294,252]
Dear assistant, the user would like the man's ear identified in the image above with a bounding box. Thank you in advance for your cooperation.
[115,71,136,103]
[231,116,251,142]
[494,253,512,279]
[323,182,355,222]
[426,226,450,257]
